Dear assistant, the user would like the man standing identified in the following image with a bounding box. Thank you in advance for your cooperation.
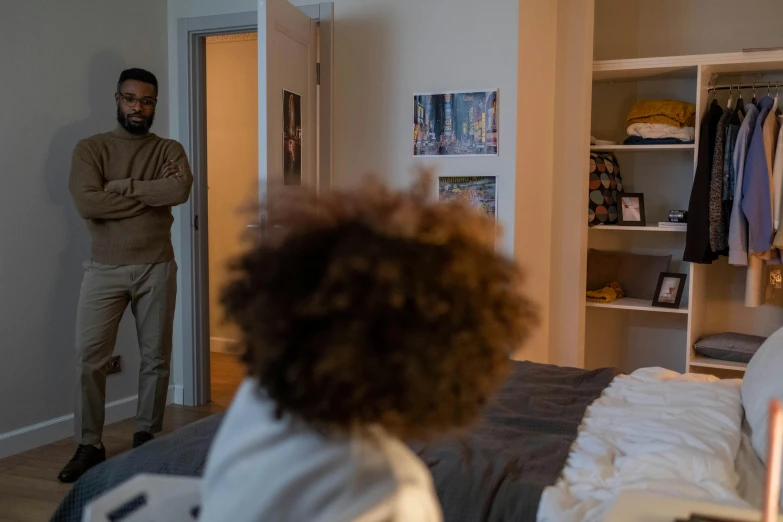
[58,68,192,483]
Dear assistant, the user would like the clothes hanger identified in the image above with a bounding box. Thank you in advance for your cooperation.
[709,77,719,106]
[726,84,733,109]
[752,81,758,105]
[735,84,746,119]
[774,81,780,114]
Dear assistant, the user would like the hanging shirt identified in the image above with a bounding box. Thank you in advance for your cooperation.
[773,117,783,231]
[728,103,759,266]
[721,119,740,248]
[709,107,732,253]
[773,116,783,249]
[741,96,775,257]
[684,101,724,264]
[723,106,744,199]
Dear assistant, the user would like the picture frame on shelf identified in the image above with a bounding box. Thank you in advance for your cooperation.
[618,193,646,226]
[652,272,687,309]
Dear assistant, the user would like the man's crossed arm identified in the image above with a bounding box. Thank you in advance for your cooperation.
[69,142,194,220]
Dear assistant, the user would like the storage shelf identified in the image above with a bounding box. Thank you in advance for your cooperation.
[593,57,699,82]
[590,144,695,152]
[586,297,689,315]
[590,224,687,232]
[689,356,748,373]
[593,50,783,82]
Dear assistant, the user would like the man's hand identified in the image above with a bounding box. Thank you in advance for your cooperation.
[157,160,185,179]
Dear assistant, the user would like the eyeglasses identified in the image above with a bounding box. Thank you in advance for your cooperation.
[117,93,157,109]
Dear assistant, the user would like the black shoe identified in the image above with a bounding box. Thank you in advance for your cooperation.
[132,431,154,448]
[57,444,106,483]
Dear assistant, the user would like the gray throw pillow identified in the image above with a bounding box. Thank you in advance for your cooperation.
[694,332,766,363]
[586,249,672,300]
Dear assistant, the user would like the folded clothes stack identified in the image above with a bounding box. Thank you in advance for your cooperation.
[586,281,625,304]
[623,99,696,145]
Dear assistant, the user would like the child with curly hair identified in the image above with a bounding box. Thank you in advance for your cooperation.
[199,172,537,522]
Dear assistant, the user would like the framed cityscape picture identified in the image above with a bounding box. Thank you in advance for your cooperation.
[413,90,498,157]
[437,175,497,223]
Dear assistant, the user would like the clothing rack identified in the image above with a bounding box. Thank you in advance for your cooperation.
[708,82,781,92]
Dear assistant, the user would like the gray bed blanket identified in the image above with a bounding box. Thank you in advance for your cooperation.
[50,361,617,522]
[410,362,619,522]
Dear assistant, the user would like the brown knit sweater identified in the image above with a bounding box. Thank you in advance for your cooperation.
[69,127,193,265]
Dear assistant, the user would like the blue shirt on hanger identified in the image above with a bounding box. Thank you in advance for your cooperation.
[729,103,759,266]
[741,96,774,256]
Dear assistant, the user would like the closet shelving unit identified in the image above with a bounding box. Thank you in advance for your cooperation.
[590,144,696,152]
[585,51,783,378]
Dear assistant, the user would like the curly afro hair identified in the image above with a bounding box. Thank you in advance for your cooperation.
[221,171,537,440]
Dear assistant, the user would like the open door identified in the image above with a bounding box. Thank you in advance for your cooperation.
[177,3,329,407]
[258,0,318,231]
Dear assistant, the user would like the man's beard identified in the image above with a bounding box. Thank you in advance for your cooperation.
[116,106,154,135]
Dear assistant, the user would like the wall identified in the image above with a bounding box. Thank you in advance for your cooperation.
[594,0,783,61]
[167,0,524,373]
[206,34,258,352]
[0,0,168,455]
[514,0,557,363]
[515,0,595,365]
[324,0,518,260]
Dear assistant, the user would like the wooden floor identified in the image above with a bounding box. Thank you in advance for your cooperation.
[0,352,243,522]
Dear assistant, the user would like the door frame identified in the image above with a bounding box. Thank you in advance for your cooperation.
[176,3,334,406]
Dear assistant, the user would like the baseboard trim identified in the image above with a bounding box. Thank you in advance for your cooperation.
[174,384,185,405]
[0,385,175,460]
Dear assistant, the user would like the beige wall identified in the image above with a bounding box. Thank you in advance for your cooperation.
[206,34,259,351]
[514,0,557,363]
[0,0,168,447]
[168,0,525,373]
[594,0,783,61]
[515,0,595,366]
[325,0,519,257]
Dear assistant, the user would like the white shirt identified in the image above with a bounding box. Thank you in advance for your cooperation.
[772,115,783,231]
[199,379,443,522]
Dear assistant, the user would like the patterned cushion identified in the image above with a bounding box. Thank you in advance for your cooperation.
[588,152,623,227]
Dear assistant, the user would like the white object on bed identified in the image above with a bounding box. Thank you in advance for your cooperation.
[81,474,201,522]
[537,367,748,522]
[603,490,782,522]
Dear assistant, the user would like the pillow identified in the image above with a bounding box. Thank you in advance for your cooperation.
[694,333,766,363]
[742,326,783,474]
[588,152,623,227]
[586,249,672,300]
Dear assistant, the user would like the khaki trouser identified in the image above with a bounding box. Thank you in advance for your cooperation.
[74,260,177,445]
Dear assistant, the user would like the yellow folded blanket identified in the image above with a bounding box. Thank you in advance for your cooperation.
[586,281,625,303]
[626,100,696,128]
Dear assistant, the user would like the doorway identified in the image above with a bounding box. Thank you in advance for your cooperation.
[176,4,333,407]
[204,32,258,408]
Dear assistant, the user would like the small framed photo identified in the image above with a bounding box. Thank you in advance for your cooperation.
[618,193,646,226]
[652,272,687,309]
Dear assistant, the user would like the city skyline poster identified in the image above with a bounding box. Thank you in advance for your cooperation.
[437,176,497,225]
[414,90,498,157]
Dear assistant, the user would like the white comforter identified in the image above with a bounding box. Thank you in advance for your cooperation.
[537,367,749,522]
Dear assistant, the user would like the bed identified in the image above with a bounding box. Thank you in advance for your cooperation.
[49,358,771,522]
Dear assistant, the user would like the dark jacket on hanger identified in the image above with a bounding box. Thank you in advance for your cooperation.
[684,101,725,263]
